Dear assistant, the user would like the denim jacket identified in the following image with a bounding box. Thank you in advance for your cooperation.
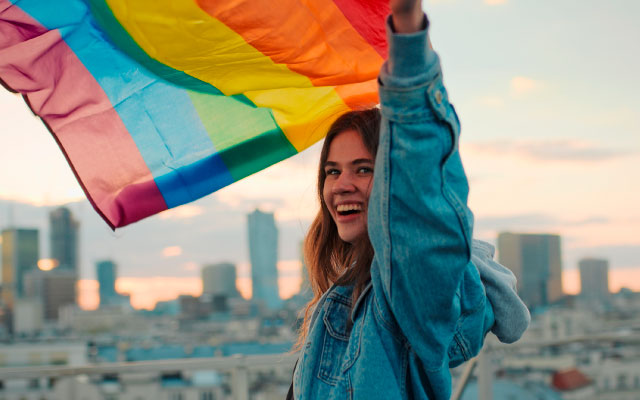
[293,16,529,400]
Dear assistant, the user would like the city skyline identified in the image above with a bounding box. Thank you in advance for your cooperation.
[1,1,639,310]
[1,195,639,310]
[1,2,639,399]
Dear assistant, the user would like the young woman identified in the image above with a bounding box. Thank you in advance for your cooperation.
[291,1,530,398]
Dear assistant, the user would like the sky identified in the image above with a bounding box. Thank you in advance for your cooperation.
[1,0,639,309]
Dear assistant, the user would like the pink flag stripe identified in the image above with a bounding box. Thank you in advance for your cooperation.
[0,1,167,228]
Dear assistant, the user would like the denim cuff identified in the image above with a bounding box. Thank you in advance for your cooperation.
[380,14,439,86]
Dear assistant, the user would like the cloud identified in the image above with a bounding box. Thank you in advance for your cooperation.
[484,0,507,5]
[477,95,505,108]
[564,244,640,270]
[182,261,198,272]
[510,76,542,97]
[466,139,633,162]
[161,246,182,257]
[584,106,639,129]
[475,213,610,232]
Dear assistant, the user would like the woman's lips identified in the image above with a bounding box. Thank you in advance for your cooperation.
[335,210,362,223]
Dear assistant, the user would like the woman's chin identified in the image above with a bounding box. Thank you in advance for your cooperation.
[338,227,367,244]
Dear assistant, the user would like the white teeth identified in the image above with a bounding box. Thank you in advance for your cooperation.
[336,204,362,212]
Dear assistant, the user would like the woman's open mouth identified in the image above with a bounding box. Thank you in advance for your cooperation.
[336,203,363,218]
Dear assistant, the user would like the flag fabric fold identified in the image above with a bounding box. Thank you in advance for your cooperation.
[0,0,387,228]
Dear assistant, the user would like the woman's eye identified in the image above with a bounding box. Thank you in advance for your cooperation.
[325,168,339,175]
[357,167,373,174]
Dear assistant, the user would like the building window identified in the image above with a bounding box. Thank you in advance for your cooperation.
[617,374,628,390]
[200,392,214,400]
[28,352,43,365]
[50,352,68,365]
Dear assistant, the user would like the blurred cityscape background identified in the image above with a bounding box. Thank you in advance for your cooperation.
[1,1,639,399]
[0,201,639,400]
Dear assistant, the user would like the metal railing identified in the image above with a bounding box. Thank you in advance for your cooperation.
[450,332,640,400]
[1,333,639,400]
[0,353,298,400]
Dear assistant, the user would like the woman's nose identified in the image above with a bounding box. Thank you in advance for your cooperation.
[332,171,356,193]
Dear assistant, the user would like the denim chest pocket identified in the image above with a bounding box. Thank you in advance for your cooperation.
[318,293,363,386]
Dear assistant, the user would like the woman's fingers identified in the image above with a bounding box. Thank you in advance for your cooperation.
[390,0,420,14]
[390,0,424,33]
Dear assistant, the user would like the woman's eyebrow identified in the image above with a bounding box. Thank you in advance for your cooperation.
[352,158,374,165]
[324,158,373,168]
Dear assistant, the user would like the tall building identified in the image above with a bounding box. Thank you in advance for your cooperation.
[202,263,240,298]
[49,207,79,274]
[12,298,44,334]
[24,269,76,320]
[579,258,609,303]
[1,228,39,309]
[96,260,117,307]
[248,209,280,310]
[299,240,312,301]
[497,232,563,310]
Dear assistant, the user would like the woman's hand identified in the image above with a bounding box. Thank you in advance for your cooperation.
[390,0,424,33]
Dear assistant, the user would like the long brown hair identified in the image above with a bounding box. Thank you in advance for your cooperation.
[296,108,381,350]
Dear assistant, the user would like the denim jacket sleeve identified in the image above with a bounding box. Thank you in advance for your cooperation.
[367,16,492,370]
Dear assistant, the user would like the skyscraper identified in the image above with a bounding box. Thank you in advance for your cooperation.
[96,260,117,307]
[49,207,79,274]
[202,262,240,298]
[248,209,280,310]
[298,240,312,301]
[24,269,76,320]
[579,258,609,303]
[1,228,39,309]
[497,232,563,310]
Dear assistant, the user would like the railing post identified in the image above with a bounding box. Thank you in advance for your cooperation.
[477,348,493,400]
[231,363,249,400]
[451,357,477,400]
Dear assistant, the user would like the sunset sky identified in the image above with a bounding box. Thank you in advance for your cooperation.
[1,0,639,310]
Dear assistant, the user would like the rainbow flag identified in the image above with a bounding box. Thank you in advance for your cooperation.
[0,0,387,228]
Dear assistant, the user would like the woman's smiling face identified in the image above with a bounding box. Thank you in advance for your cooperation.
[322,129,375,243]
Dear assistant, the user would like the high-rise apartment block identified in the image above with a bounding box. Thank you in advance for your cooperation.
[248,209,280,310]
[24,269,76,320]
[49,207,79,274]
[96,260,118,307]
[497,232,564,310]
[299,240,312,301]
[1,228,39,309]
[202,263,240,298]
[579,258,609,303]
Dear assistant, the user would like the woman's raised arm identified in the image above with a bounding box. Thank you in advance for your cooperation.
[367,2,493,371]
